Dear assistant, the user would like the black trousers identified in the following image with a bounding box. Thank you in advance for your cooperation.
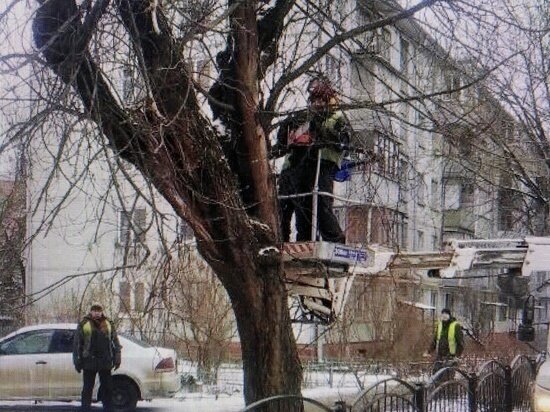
[81,368,113,411]
[278,157,345,243]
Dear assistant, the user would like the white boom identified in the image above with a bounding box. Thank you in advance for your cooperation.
[282,237,550,324]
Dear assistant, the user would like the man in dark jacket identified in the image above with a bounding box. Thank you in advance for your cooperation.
[430,308,464,373]
[272,77,349,243]
[73,304,122,411]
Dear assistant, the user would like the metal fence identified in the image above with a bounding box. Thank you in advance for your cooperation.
[240,354,541,412]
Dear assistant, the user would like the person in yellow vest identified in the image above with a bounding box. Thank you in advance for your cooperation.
[430,308,464,373]
[73,304,122,412]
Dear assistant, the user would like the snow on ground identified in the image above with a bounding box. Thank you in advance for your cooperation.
[0,388,358,412]
[0,362,395,411]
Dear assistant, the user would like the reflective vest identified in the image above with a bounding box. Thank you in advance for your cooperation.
[436,320,459,355]
[81,319,112,358]
[82,319,111,337]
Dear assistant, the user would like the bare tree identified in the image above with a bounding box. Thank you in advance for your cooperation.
[161,247,235,385]
[14,0,451,404]
[0,173,25,330]
[5,0,546,405]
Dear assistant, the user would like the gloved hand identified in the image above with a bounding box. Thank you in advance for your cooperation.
[113,362,120,371]
[75,366,82,373]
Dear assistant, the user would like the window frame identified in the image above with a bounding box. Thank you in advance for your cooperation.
[0,330,55,356]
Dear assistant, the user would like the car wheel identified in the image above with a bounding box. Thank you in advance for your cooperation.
[110,378,138,412]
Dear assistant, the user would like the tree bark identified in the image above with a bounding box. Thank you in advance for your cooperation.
[211,258,302,403]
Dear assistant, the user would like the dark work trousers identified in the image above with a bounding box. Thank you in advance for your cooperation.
[81,368,113,411]
[297,158,345,243]
[278,165,302,242]
[278,154,345,243]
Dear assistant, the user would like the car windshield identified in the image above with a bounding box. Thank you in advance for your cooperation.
[120,333,153,348]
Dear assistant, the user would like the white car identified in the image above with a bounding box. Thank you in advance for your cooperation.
[0,324,180,411]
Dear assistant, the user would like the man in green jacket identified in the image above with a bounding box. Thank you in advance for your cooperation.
[272,77,349,243]
[73,304,122,411]
[430,308,464,373]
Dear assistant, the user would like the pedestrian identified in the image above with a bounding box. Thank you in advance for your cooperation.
[73,303,122,411]
[428,308,464,375]
[272,76,349,243]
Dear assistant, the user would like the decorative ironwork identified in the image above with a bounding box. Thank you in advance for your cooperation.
[240,394,333,411]
[350,378,421,411]
[240,355,542,411]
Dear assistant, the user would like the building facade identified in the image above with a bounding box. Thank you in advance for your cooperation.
[16,0,543,357]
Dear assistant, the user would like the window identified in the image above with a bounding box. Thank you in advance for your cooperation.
[400,37,410,74]
[417,176,426,207]
[444,293,454,311]
[0,330,54,355]
[118,208,147,244]
[451,75,462,100]
[460,183,475,208]
[122,67,134,102]
[536,271,548,286]
[497,305,508,322]
[50,330,74,353]
[119,281,132,311]
[133,208,146,243]
[325,54,341,86]
[374,134,403,180]
[120,333,152,348]
[444,182,460,210]
[350,58,375,98]
[119,211,131,244]
[430,290,437,308]
[498,187,519,231]
[370,207,406,247]
[431,179,440,209]
[176,219,193,242]
[503,122,514,142]
[346,206,407,248]
[379,28,391,61]
[416,230,424,250]
[432,234,439,250]
[134,282,145,313]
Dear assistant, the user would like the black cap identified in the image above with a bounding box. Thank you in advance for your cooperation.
[441,308,451,315]
[90,304,103,312]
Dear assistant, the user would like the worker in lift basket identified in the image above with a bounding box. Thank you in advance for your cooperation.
[271,76,349,244]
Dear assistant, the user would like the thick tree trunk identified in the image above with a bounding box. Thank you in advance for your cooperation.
[203,243,302,405]
[229,266,302,404]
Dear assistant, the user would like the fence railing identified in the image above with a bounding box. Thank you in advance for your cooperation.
[240,354,542,412]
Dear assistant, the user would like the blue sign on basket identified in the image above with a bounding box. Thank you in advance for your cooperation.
[334,246,368,262]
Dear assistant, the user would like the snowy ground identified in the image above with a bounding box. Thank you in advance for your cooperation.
[0,362,397,411]
[0,387,360,411]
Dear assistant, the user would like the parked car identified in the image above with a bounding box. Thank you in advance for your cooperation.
[0,324,180,411]
[534,355,550,412]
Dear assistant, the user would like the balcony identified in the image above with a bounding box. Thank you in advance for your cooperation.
[443,209,476,234]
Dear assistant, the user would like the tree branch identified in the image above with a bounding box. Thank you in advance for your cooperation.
[265,0,444,116]
[257,0,296,78]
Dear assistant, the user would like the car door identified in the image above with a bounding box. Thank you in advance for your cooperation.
[0,329,54,399]
[45,329,81,399]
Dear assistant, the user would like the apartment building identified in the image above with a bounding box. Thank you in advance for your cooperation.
[17,0,542,357]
